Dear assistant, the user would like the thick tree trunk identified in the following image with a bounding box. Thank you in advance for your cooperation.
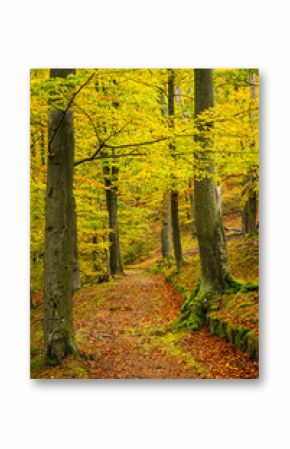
[242,72,257,235]
[161,192,171,258]
[43,69,76,360]
[194,69,228,293]
[103,161,123,276]
[168,69,183,268]
[44,108,75,359]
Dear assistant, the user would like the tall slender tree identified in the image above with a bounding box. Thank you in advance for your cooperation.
[96,79,123,276]
[194,69,228,292]
[159,90,172,258]
[168,69,183,269]
[103,155,123,275]
[161,191,172,258]
[43,68,76,359]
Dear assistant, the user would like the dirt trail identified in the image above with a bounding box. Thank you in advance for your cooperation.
[70,270,258,379]
[31,268,258,379]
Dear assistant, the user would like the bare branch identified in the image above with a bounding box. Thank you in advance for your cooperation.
[48,72,95,152]
[103,136,168,150]
[73,101,101,144]
[127,77,166,95]
[97,152,146,159]
[102,121,132,146]
[73,143,104,167]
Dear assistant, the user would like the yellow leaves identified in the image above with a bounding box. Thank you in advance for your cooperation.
[30,68,259,290]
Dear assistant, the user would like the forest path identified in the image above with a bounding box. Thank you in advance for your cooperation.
[70,269,258,379]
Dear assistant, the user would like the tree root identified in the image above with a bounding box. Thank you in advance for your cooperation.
[174,273,259,332]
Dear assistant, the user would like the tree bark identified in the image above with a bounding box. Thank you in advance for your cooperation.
[97,79,123,276]
[194,69,228,293]
[159,92,172,258]
[161,192,171,258]
[103,161,123,275]
[43,68,76,360]
[242,179,257,234]
[171,190,183,268]
[168,69,183,269]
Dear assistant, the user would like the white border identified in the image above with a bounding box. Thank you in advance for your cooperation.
[0,1,289,448]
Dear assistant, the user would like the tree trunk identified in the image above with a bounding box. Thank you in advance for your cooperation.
[168,68,183,269]
[171,190,183,269]
[161,192,171,258]
[242,72,257,235]
[242,179,257,234]
[43,69,76,360]
[160,90,171,258]
[194,69,228,293]
[97,79,123,276]
[103,161,123,275]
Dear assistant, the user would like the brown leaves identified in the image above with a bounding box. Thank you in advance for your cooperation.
[31,269,258,379]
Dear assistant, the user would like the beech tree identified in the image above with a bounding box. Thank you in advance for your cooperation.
[168,69,183,269]
[159,91,171,258]
[103,156,123,275]
[43,68,76,360]
[161,191,172,258]
[194,68,228,292]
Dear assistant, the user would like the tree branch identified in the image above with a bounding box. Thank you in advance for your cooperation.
[73,143,104,167]
[74,101,101,144]
[103,136,168,150]
[102,121,132,146]
[97,152,146,159]
[48,72,95,152]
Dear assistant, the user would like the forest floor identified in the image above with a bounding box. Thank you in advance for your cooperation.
[31,261,258,379]
[31,182,259,379]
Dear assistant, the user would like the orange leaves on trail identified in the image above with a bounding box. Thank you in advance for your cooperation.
[180,330,258,379]
[31,270,258,379]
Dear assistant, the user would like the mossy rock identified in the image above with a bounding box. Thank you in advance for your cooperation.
[167,273,259,360]
[246,331,259,359]
[233,327,250,352]
[175,286,207,332]
[209,317,219,335]
[209,318,258,359]
[225,324,234,343]
[217,321,227,339]
[210,318,227,339]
